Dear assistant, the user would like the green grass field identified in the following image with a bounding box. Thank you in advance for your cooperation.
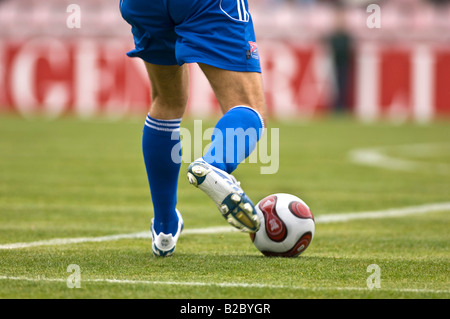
[0,114,449,300]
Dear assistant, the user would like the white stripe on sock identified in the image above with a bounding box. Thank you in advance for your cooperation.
[146,118,181,128]
[144,116,181,132]
[146,115,182,123]
[144,122,180,133]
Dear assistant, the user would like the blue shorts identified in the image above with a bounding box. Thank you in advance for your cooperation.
[120,0,261,72]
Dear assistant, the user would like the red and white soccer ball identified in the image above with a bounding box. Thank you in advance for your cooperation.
[250,193,315,257]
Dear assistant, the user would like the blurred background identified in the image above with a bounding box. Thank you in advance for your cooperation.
[0,0,449,122]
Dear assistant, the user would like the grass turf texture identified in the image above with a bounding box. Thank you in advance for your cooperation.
[0,114,449,299]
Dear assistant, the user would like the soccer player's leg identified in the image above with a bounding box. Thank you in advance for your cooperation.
[172,0,266,232]
[121,0,188,256]
[143,63,189,256]
[187,65,267,233]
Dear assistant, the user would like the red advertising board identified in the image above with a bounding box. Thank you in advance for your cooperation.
[1,37,449,120]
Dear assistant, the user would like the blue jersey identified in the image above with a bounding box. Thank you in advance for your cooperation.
[120,0,261,72]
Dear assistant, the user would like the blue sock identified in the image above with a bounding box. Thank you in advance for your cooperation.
[203,106,264,174]
[142,115,182,235]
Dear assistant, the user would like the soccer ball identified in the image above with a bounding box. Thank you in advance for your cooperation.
[250,193,315,257]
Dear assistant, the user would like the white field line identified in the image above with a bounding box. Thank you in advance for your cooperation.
[349,143,450,173]
[0,226,232,250]
[0,274,448,294]
[314,202,450,223]
[0,202,449,250]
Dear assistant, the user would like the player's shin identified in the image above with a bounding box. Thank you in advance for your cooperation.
[202,105,265,173]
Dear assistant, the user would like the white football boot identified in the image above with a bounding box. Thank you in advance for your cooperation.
[187,158,260,233]
[151,209,183,257]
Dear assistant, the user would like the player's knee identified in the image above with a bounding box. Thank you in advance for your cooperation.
[150,98,186,118]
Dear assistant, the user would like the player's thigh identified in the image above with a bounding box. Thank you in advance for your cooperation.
[144,63,189,119]
[199,63,266,119]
